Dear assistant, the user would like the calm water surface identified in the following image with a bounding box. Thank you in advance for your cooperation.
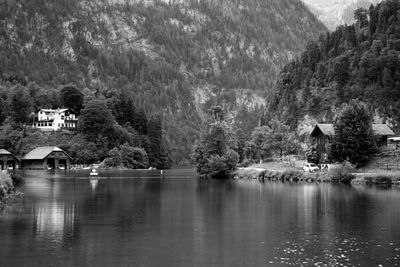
[1,169,400,266]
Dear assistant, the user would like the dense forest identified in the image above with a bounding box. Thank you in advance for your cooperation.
[269,0,400,133]
[0,0,326,165]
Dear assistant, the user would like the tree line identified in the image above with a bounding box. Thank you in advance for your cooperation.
[0,83,171,169]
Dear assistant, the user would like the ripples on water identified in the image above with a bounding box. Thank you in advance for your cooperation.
[1,169,400,266]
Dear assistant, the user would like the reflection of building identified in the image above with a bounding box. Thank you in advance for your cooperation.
[22,146,72,170]
[32,108,78,131]
[0,149,20,170]
[310,123,395,162]
[35,201,76,246]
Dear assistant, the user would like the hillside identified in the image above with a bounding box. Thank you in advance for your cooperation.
[269,0,400,133]
[0,0,326,165]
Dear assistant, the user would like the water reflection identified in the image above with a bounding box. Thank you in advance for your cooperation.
[90,179,98,191]
[34,201,76,247]
[1,172,400,266]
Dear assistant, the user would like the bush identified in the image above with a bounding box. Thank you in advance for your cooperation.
[119,145,149,169]
[103,147,123,168]
[280,169,303,181]
[10,173,24,187]
[262,170,282,180]
[363,175,392,184]
[202,149,239,179]
[102,144,149,169]
[326,162,355,184]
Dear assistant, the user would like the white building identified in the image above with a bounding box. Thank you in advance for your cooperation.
[32,108,78,131]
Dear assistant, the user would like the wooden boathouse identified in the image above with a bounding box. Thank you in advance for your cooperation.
[0,149,20,170]
[22,146,72,170]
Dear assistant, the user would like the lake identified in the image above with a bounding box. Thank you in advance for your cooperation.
[1,169,400,266]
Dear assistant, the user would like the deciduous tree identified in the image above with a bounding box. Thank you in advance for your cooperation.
[8,85,33,123]
[78,99,115,142]
[60,84,84,114]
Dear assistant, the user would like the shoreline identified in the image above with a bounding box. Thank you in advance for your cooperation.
[234,164,400,185]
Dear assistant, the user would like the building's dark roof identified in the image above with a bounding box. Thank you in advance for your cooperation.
[311,123,395,137]
[23,146,72,160]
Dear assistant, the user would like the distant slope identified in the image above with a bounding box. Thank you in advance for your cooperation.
[269,0,400,132]
[0,0,326,164]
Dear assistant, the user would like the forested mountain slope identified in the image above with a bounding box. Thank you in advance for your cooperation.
[269,0,400,132]
[0,0,326,164]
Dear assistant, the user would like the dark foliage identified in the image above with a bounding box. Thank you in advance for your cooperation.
[306,144,319,164]
[10,173,24,187]
[330,100,377,166]
[78,99,115,142]
[193,123,239,179]
[60,85,84,114]
[8,85,33,123]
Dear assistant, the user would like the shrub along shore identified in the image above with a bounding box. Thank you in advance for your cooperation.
[0,171,23,209]
[233,165,400,185]
[233,168,354,184]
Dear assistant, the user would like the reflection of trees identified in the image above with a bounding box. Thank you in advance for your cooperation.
[79,178,164,231]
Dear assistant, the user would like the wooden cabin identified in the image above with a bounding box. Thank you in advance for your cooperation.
[22,146,72,170]
[310,123,394,163]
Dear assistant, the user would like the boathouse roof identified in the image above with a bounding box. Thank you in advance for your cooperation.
[0,149,12,155]
[0,149,20,161]
[311,124,395,137]
[23,146,72,160]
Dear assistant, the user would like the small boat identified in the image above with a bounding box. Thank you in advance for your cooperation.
[90,168,99,178]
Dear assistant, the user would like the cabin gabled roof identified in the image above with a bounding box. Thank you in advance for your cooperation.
[0,149,20,161]
[311,123,395,137]
[311,124,335,136]
[372,124,395,136]
[0,149,12,155]
[23,146,72,160]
